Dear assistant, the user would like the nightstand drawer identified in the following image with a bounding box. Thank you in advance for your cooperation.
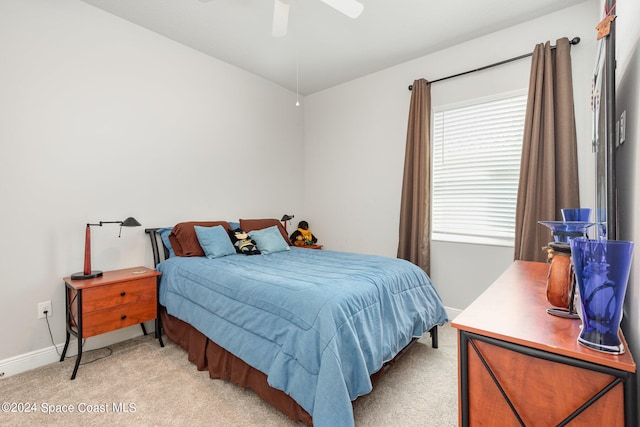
[81,277,156,312]
[82,300,157,337]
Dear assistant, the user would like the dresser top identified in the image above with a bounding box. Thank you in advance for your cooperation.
[452,260,636,373]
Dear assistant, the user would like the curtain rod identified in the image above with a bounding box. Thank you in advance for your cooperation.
[408,36,581,90]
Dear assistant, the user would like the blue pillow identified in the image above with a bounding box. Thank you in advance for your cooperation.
[228,221,240,230]
[157,227,175,258]
[248,226,290,254]
[194,225,236,259]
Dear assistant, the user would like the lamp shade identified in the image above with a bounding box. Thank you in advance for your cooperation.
[122,217,141,227]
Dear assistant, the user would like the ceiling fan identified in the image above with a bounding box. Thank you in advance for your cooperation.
[272,0,364,37]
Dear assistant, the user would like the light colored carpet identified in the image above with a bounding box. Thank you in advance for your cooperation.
[1,324,457,426]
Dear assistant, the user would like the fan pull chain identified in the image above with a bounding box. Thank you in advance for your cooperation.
[296,56,300,107]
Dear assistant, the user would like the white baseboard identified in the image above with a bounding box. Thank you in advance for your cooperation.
[445,306,463,321]
[0,341,74,379]
[0,322,155,379]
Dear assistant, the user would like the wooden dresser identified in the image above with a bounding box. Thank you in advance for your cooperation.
[452,261,637,426]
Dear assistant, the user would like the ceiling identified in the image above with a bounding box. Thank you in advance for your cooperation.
[80,0,587,95]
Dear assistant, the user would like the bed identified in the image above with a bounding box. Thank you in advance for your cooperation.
[146,219,448,426]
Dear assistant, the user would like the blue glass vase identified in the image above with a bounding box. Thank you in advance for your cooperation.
[570,238,634,354]
[561,208,592,222]
[538,221,595,243]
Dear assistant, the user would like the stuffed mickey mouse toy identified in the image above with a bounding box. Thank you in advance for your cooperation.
[228,228,261,255]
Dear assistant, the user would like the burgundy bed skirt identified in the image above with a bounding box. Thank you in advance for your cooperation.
[161,308,314,424]
[161,308,411,425]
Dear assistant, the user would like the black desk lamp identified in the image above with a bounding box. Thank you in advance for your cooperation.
[281,214,294,232]
[71,217,141,280]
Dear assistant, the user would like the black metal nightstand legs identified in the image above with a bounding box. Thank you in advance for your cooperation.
[60,283,83,380]
[155,275,164,347]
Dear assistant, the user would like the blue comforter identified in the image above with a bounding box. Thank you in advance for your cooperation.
[157,248,447,426]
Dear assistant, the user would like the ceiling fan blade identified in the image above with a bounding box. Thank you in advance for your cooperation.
[272,0,290,37]
[319,0,364,19]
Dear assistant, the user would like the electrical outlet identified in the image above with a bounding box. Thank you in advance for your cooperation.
[38,301,52,319]
[620,110,626,144]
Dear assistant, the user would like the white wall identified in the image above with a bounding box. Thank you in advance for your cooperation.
[304,1,598,311]
[3,0,627,382]
[0,0,304,370]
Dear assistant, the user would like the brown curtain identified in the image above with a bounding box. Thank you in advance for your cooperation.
[514,38,580,262]
[397,79,431,274]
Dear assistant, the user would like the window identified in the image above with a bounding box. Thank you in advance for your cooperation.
[431,92,527,246]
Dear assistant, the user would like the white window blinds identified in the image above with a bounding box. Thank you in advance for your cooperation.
[432,93,527,246]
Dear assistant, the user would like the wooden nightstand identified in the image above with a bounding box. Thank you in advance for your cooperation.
[295,244,323,249]
[60,266,162,380]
